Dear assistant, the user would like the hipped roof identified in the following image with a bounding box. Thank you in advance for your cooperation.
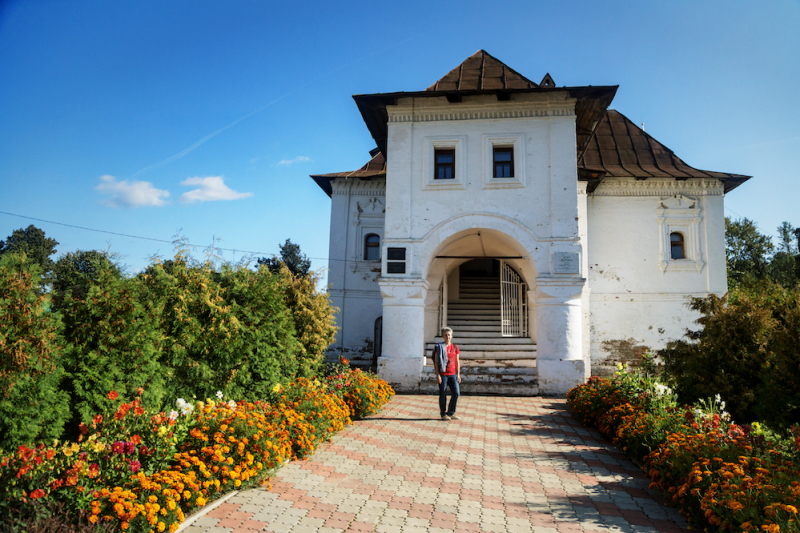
[579,110,749,193]
[353,49,617,159]
[312,51,750,196]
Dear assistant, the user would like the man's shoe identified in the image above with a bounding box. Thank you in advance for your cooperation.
[449,415,460,420]
[441,415,451,421]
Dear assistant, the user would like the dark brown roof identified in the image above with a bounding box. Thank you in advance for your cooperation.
[426,50,538,91]
[579,110,750,193]
[354,49,615,159]
[311,151,386,197]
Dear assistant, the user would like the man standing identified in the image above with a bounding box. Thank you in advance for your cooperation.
[433,327,461,421]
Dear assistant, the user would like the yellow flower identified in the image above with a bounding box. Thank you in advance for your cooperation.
[272,383,282,393]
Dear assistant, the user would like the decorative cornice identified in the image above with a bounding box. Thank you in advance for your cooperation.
[331,178,386,196]
[388,105,575,124]
[591,178,724,197]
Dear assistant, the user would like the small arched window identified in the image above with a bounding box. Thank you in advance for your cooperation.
[670,232,685,260]
[364,234,380,261]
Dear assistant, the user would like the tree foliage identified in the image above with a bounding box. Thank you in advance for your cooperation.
[258,239,311,277]
[52,250,121,309]
[0,226,58,285]
[660,283,800,429]
[726,217,799,288]
[0,253,69,448]
[274,263,338,378]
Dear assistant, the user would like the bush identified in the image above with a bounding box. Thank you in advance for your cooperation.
[0,374,394,532]
[567,368,800,533]
[660,283,800,429]
[323,358,395,419]
[0,253,69,450]
[275,264,338,379]
[59,263,165,438]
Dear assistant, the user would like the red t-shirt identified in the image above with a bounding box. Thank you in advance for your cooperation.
[442,343,459,376]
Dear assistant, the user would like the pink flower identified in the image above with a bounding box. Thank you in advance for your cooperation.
[129,460,141,473]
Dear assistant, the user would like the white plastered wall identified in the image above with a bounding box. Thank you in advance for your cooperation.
[326,178,386,362]
[586,178,727,375]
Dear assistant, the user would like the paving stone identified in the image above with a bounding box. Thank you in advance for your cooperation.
[182,396,689,533]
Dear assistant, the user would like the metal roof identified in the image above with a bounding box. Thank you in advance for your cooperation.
[579,110,750,193]
[426,49,539,91]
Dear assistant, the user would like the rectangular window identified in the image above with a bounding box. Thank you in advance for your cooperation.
[493,147,514,178]
[386,247,406,274]
[434,149,455,180]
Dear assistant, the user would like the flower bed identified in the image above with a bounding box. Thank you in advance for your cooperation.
[567,368,800,532]
[0,369,394,532]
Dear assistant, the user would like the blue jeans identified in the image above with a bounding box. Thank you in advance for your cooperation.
[438,374,460,416]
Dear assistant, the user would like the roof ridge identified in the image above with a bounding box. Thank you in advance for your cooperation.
[425,50,538,92]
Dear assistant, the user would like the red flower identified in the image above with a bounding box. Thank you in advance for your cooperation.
[79,423,89,435]
[107,391,118,401]
[136,387,144,396]
[131,434,141,445]
[92,414,102,426]
[29,489,45,500]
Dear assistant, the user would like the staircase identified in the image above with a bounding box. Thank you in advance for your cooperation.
[420,276,539,395]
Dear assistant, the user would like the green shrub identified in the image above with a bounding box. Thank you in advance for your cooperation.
[0,253,69,450]
[59,262,165,436]
[217,264,301,400]
[138,254,302,404]
[659,283,800,429]
[275,264,337,378]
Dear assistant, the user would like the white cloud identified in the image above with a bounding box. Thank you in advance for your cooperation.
[95,175,170,208]
[178,176,253,204]
[277,155,311,166]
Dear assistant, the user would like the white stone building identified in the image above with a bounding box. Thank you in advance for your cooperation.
[311,50,749,395]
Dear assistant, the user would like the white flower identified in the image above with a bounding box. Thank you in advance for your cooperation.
[176,398,188,409]
[169,410,179,421]
[654,383,672,397]
[715,394,722,404]
[216,390,224,400]
[228,400,236,410]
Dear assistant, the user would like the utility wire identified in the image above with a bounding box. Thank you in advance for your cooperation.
[0,210,347,262]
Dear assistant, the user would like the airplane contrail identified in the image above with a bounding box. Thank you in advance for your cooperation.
[129,36,415,178]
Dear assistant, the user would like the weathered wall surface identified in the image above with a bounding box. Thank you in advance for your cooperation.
[326,178,386,365]
[586,178,728,375]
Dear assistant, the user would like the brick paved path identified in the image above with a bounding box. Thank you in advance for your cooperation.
[184,395,688,533]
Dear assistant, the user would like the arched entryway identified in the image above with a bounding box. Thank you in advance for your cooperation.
[421,228,539,395]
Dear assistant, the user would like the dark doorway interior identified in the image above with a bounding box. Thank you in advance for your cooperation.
[460,258,500,278]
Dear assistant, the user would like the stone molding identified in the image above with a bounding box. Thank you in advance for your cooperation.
[387,104,575,124]
[591,178,724,197]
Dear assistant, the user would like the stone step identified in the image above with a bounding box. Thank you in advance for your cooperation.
[423,359,537,369]
[427,350,538,359]
[458,287,500,293]
[450,320,500,330]
[448,309,501,316]
[447,304,501,311]
[431,336,533,344]
[441,331,503,338]
[447,320,501,327]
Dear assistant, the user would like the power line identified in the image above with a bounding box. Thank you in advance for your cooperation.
[0,210,346,262]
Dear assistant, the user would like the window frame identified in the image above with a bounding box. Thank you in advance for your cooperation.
[493,146,514,178]
[434,149,456,180]
[364,234,381,261]
[482,133,526,189]
[423,136,466,190]
[670,232,685,260]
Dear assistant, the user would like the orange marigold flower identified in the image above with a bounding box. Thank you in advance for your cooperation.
[108,391,119,401]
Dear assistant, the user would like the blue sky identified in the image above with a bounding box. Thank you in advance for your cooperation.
[1,0,798,276]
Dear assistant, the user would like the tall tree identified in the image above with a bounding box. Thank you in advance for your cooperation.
[258,239,311,277]
[0,225,58,279]
[769,221,799,287]
[725,217,773,286]
[52,250,122,308]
